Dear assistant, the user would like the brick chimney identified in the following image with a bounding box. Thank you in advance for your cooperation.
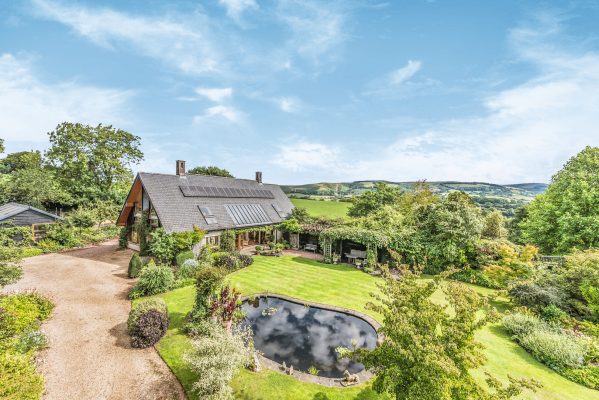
[176,160,186,176]
[255,171,263,184]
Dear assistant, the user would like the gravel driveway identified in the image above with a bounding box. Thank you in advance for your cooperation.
[3,240,186,400]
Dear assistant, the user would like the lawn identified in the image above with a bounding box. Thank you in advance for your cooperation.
[152,256,599,400]
[290,198,351,220]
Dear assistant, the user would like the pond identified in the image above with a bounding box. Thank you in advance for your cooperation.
[241,296,378,378]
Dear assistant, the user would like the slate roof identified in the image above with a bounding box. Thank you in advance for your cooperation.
[0,202,62,223]
[136,172,294,233]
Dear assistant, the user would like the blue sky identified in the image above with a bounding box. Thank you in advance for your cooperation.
[1,0,598,184]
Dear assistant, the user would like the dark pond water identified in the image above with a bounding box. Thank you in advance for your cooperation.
[241,296,378,378]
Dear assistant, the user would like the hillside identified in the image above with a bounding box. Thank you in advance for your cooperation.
[282,181,548,217]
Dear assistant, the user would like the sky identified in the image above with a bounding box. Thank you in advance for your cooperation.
[0,0,598,185]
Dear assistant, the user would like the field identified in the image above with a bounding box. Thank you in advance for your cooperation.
[150,256,598,400]
[290,198,351,219]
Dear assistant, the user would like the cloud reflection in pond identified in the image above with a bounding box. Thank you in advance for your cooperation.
[242,297,377,378]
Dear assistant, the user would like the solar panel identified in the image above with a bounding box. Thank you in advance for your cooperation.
[272,203,287,218]
[225,204,272,227]
[180,185,275,198]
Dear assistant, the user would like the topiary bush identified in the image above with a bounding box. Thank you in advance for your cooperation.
[176,250,195,267]
[128,253,143,278]
[129,262,174,298]
[127,298,169,348]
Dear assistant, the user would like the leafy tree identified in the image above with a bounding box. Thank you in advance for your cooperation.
[45,122,143,204]
[0,138,4,154]
[0,150,42,173]
[188,166,233,177]
[3,167,71,209]
[520,146,599,254]
[420,191,483,273]
[507,206,528,244]
[482,210,507,240]
[348,183,403,217]
[65,207,96,232]
[338,262,539,400]
[290,207,311,223]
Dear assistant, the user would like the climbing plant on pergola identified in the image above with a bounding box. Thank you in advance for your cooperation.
[319,226,389,266]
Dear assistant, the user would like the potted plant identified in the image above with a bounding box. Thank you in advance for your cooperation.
[332,253,340,264]
[255,245,263,255]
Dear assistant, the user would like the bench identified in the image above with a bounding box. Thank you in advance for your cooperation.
[345,249,367,264]
[304,243,318,252]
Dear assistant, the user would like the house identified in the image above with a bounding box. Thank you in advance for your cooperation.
[0,202,63,240]
[116,161,294,251]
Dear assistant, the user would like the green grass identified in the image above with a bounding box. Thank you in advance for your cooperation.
[152,256,599,400]
[290,198,351,220]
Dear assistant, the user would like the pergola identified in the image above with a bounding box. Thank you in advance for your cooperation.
[319,226,389,266]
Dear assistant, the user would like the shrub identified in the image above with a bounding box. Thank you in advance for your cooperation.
[562,365,599,389]
[0,264,22,288]
[541,304,568,323]
[178,259,199,279]
[19,248,43,258]
[176,250,195,267]
[149,228,177,264]
[184,321,253,399]
[192,267,227,321]
[519,329,588,369]
[14,330,48,353]
[212,252,239,271]
[220,230,236,252]
[172,228,205,252]
[0,352,44,400]
[502,312,550,339]
[127,298,169,348]
[0,292,54,335]
[118,227,129,248]
[238,254,253,268]
[36,239,63,253]
[130,262,174,298]
[128,253,143,278]
[254,245,263,252]
[509,282,566,311]
[451,268,501,289]
[45,222,79,247]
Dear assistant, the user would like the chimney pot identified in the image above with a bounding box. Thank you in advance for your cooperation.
[255,171,263,184]
[176,160,186,176]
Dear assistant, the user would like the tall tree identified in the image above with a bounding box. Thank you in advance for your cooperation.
[482,210,507,239]
[188,165,233,177]
[338,263,539,399]
[420,191,483,273]
[348,182,403,217]
[45,123,143,204]
[520,146,599,254]
[0,150,42,173]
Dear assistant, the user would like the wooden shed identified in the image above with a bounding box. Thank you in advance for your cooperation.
[0,202,62,239]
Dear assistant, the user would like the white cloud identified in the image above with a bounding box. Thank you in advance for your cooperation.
[343,20,599,183]
[389,60,422,85]
[30,0,222,75]
[276,1,346,62]
[0,53,132,144]
[195,87,233,103]
[193,105,242,124]
[277,97,301,113]
[273,141,342,171]
[218,0,258,21]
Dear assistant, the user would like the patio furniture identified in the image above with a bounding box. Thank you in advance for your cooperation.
[345,249,367,264]
[304,243,318,252]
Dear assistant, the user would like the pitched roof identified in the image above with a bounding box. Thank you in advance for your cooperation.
[135,173,294,233]
[0,202,62,223]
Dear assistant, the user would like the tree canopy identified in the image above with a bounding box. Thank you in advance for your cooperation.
[519,146,599,254]
[45,122,143,205]
[188,165,233,177]
[348,182,403,217]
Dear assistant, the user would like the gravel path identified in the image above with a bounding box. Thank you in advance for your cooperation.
[3,240,186,400]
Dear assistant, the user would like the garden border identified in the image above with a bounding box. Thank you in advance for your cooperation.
[240,293,382,388]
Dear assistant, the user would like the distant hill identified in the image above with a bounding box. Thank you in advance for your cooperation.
[281,181,548,217]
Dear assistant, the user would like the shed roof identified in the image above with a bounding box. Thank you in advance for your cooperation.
[119,173,294,233]
[0,202,62,223]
